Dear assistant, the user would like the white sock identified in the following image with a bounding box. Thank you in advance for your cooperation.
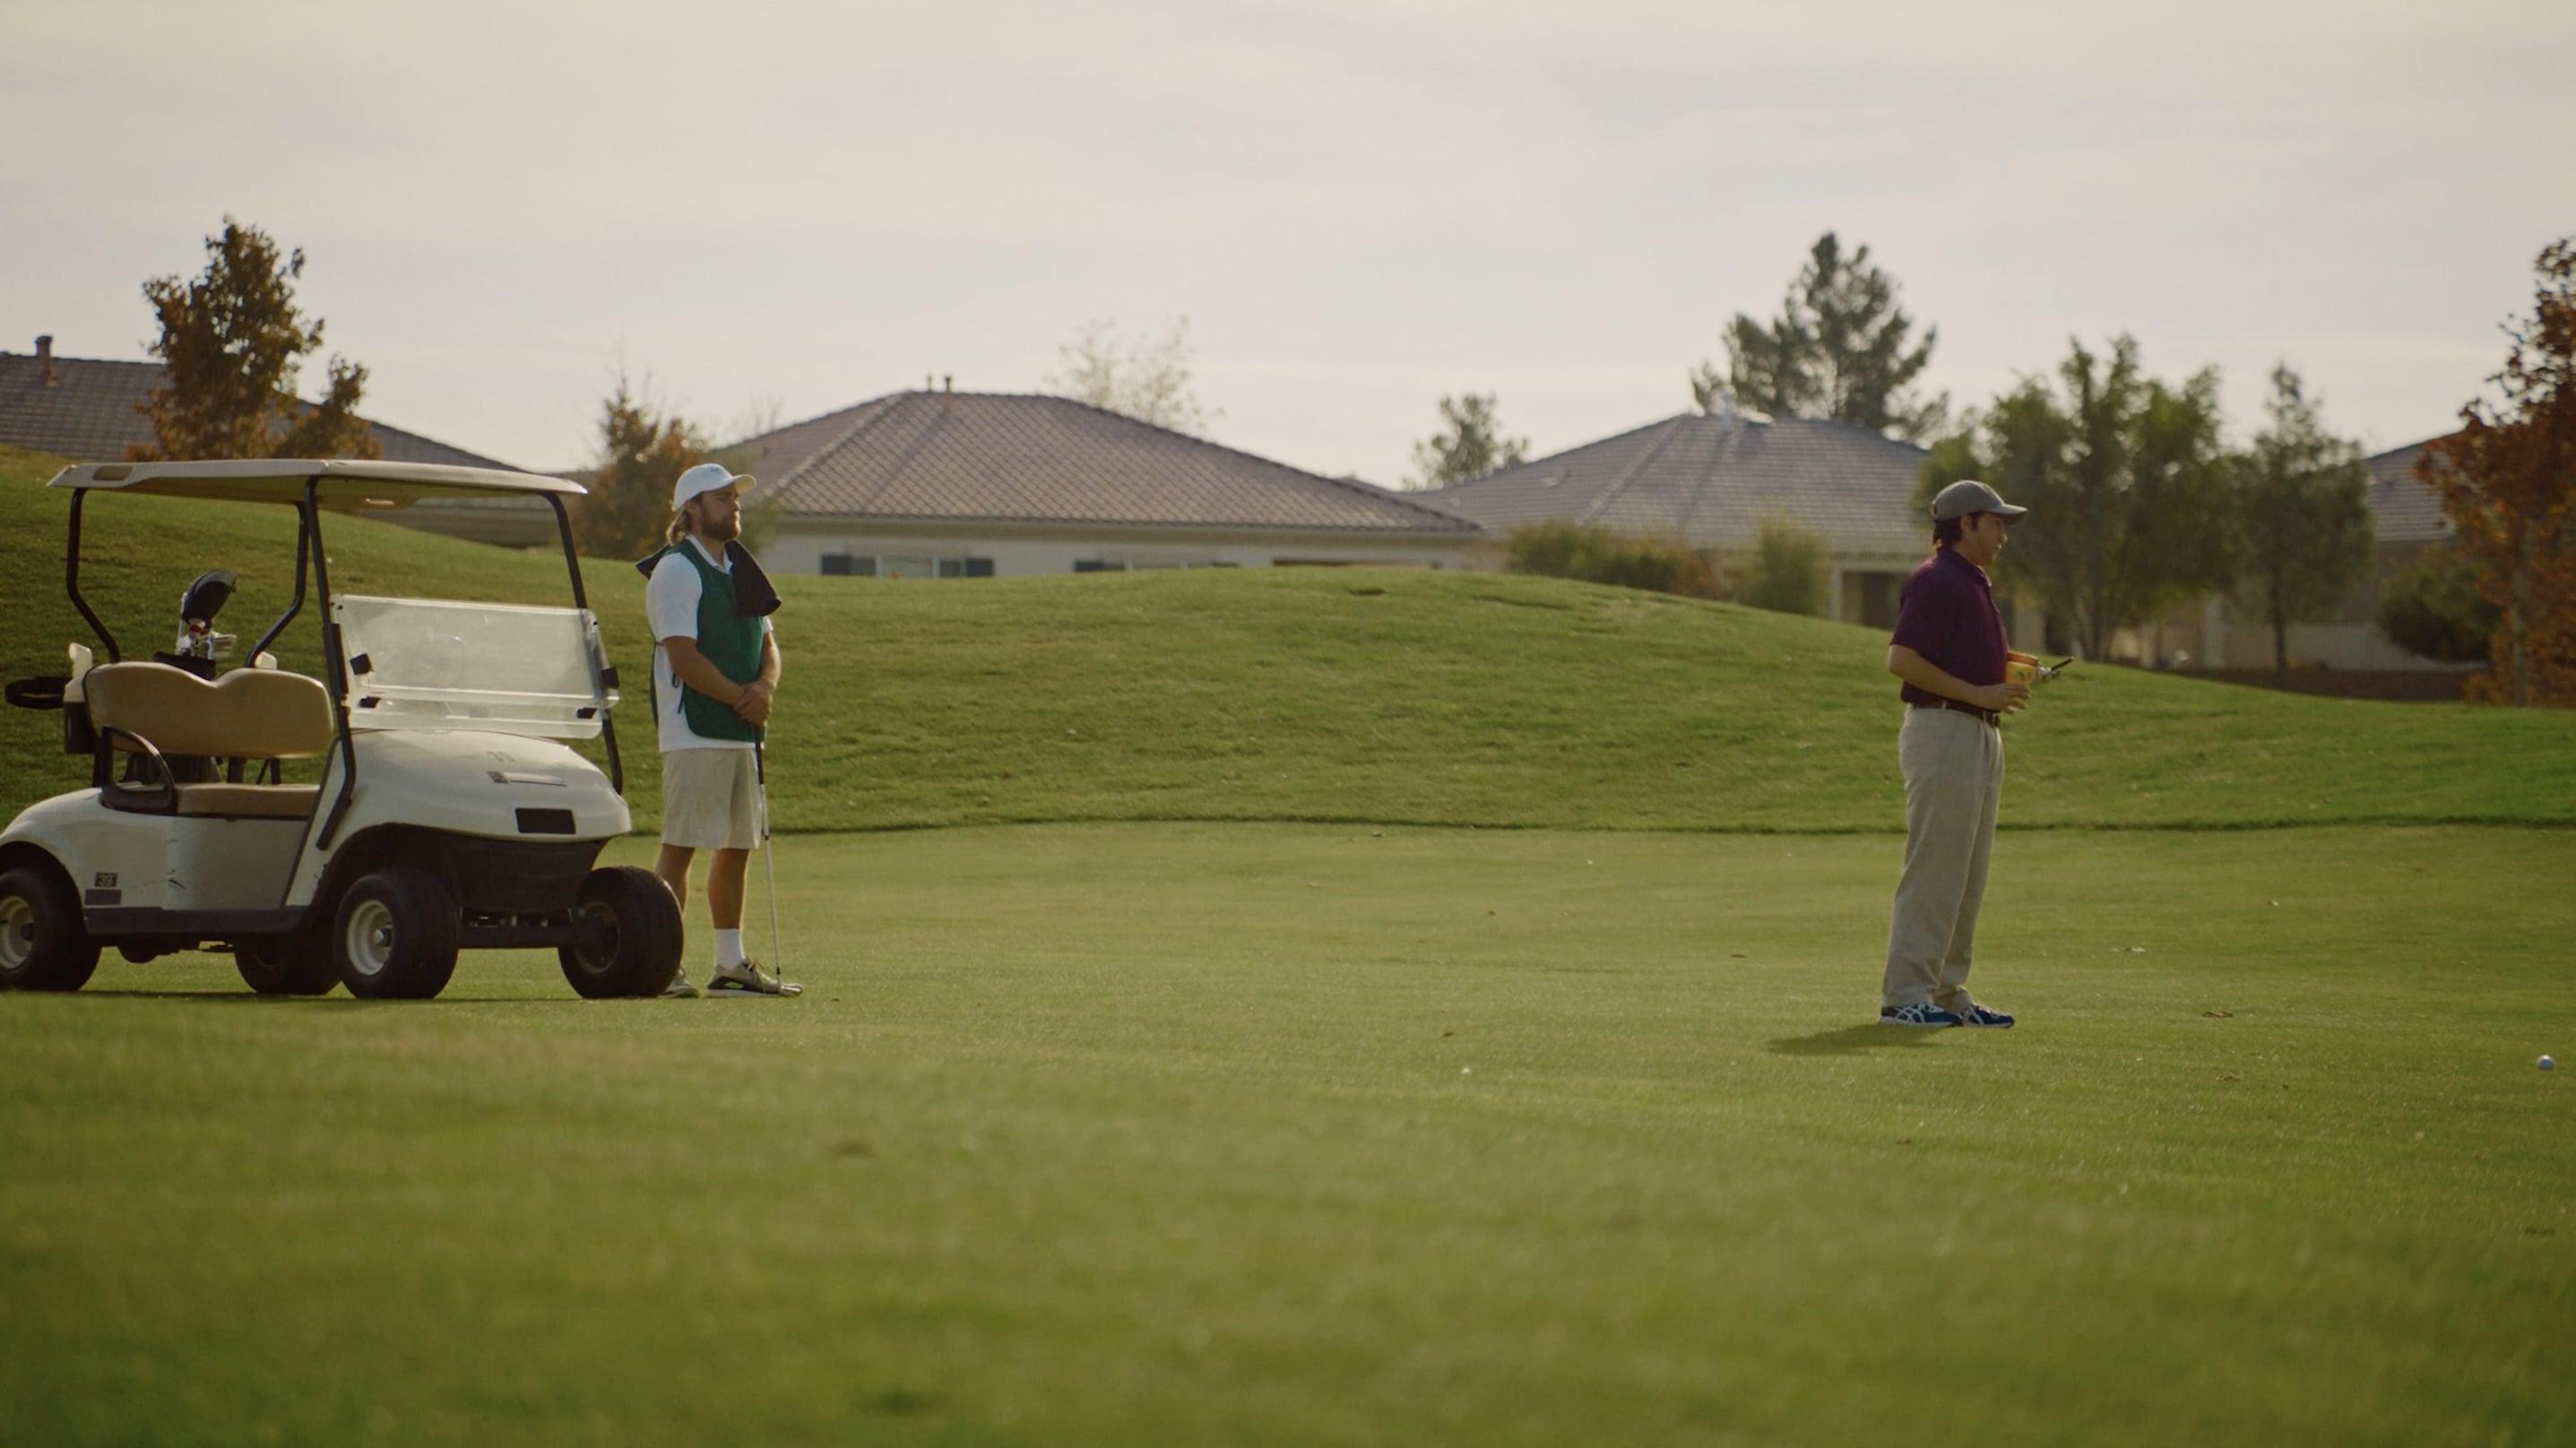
[713,929,746,970]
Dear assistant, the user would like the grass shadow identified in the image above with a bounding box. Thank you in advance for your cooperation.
[1766,1024,1949,1056]
[56,990,585,1006]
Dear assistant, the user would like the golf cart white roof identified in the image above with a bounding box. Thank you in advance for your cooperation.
[47,459,585,511]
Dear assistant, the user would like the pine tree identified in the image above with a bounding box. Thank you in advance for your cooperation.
[1408,393,1528,488]
[1692,233,1947,440]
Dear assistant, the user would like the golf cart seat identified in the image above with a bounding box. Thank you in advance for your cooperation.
[81,660,333,818]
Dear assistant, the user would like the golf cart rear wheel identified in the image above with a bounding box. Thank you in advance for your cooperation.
[235,933,337,996]
[333,867,460,1001]
[0,865,99,993]
[558,866,684,999]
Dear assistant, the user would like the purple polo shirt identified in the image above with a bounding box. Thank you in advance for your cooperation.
[1889,547,2008,706]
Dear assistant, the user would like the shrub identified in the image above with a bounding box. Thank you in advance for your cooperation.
[2378,545,2498,664]
[1734,516,1829,616]
[1504,522,1721,599]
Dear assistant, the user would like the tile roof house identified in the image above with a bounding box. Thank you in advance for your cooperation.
[735,388,1479,578]
[0,337,553,546]
[2183,435,2474,677]
[2361,436,2455,545]
[1422,409,1937,628]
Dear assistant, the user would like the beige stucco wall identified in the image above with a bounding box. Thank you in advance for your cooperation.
[2106,542,2463,672]
[1825,549,1923,628]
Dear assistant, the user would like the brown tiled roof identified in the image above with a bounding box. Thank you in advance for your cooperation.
[2364,436,2457,545]
[741,391,1477,535]
[0,349,523,472]
[2,348,550,538]
[1423,412,1930,552]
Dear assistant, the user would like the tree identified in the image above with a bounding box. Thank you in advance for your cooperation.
[133,217,378,462]
[1407,393,1528,488]
[2229,366,2374,675]
[573,369,712,559]
[1734,515,1828,616]
[1048,316,1220,435]
[1920,336,2235,659]
[2424,239,2576,706]
[1692,232,1948,441]
[2378,546,2498,664]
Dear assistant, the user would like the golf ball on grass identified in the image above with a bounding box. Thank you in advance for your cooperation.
[2542,1056,2556,1072]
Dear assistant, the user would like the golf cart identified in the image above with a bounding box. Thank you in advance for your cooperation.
[0,459,681,1000]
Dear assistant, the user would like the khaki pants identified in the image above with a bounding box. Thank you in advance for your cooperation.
[1881,706,2004,1011]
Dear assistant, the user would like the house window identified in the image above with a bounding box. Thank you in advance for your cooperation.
[1074,560,1126,573]
[1076,559,1234,573]
[823,553,987,579]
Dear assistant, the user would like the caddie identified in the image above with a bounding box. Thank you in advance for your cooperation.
[1878,478,2030,1029]
[638,462,798,997]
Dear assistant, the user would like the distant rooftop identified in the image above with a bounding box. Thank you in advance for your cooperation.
[1423,412,1931,553]
[737,390,1478,536]
[2364,436,2456,544]
[2,340,547,540]
[0,343,521,474]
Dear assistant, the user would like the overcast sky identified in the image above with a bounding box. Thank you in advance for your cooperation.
[6,0,2570,481]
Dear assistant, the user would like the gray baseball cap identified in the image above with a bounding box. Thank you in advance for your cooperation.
[1930,478,2028,521]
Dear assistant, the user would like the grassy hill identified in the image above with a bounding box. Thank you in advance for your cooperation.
[5,443,2571,834]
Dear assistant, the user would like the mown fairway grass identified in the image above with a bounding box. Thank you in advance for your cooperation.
[3,825,2571,1445]
[4,445,2572,1444]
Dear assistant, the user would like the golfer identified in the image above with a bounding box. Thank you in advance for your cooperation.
[1879,478,2029,1029]
[641,462,798,997]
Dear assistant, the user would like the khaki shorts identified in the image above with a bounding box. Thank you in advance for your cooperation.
[660,748,763,850]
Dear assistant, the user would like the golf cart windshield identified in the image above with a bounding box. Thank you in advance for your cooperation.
[332,596,617,740]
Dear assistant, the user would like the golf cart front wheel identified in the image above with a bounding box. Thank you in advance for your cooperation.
[235,932,337,996]
[333,867,460,1001]
[558,866,684,999]
[0,865,100,993]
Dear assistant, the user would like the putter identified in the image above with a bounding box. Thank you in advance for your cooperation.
[751,744,800,996]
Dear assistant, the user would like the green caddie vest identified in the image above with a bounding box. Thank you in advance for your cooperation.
[647,539,765,745]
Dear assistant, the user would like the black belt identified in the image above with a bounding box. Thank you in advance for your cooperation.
[1911,699,2000,728]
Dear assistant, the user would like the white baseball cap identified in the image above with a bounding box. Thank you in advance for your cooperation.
[671,461,755,511]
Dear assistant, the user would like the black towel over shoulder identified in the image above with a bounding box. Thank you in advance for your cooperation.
[633,541,783,620]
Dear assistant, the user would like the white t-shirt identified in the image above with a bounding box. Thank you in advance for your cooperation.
[644,537,774,754]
